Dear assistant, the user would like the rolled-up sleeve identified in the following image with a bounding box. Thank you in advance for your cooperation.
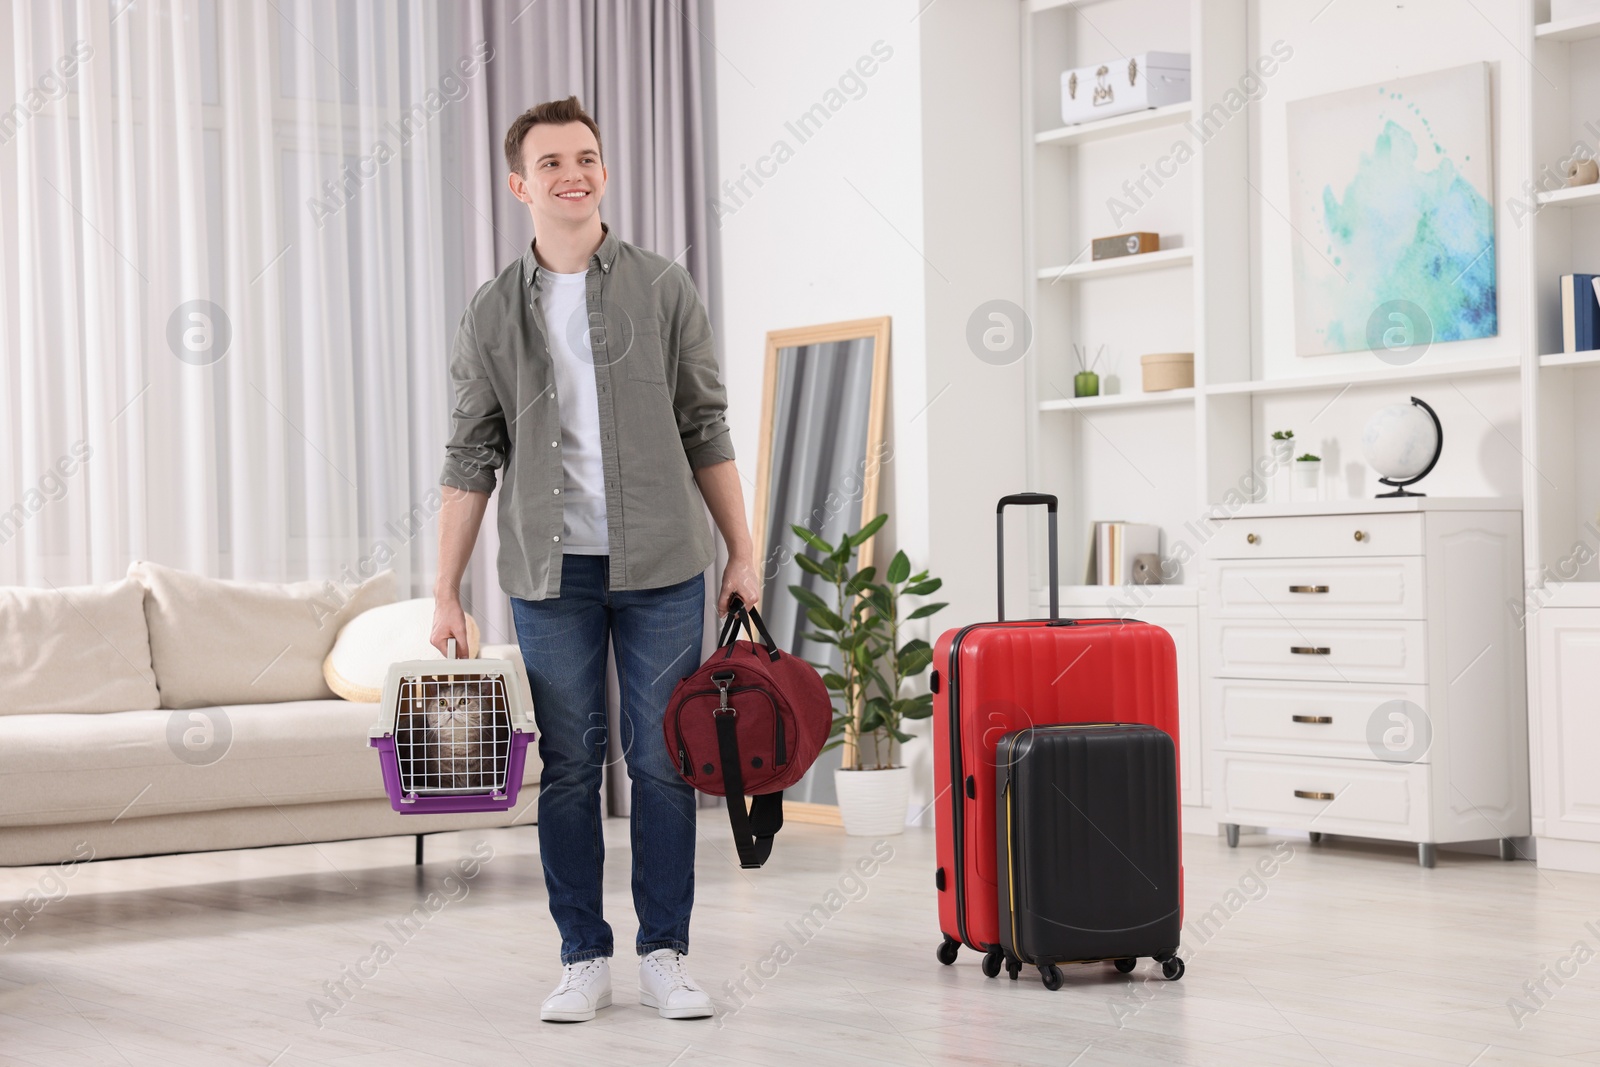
[671,270,736,470]
[439,303,507,494]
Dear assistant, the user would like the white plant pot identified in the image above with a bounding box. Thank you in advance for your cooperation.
[1268,440,1294,501]
[1296,461,1322,498]
[834,766,911,837]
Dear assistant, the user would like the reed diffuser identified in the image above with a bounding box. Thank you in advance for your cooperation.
[1072,343,1103,398]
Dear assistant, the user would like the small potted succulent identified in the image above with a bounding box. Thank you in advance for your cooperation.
[1270,429,1296,468]
[788,515,946,836]
[1296,452,1322,496]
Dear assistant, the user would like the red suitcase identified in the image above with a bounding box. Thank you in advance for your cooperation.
[932,493,1183,975]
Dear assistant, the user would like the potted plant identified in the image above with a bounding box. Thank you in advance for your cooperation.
[1296,452,1322,497]
[1270,429,1295,468]
[788,516,947,836]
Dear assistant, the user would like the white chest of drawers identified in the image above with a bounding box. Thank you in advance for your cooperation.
[1201,499,1528,867]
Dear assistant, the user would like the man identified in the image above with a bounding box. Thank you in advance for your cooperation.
[431,95,758,1024]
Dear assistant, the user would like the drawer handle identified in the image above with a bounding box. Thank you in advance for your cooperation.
[1290,646,1332,656]
[1353,530,1367,542]
[1246,532,1259,544]
[1294,789,1335,801]
[1288,585,1329,594]
[1291,715,1333,724]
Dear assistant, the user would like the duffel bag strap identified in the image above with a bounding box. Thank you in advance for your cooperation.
[720,595,780,663]
[711,688,783,869]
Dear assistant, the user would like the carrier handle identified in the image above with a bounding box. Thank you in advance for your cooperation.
[996,493,1058,621]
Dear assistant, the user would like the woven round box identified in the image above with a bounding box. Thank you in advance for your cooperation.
[1140,352,1194,392]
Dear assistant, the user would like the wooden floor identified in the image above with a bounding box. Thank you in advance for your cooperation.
[2,816,1599,1066]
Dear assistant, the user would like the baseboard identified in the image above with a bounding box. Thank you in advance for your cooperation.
[784,801,843,827]
[1535,836,1600,874]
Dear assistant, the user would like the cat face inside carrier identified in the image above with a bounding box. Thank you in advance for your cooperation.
[394,678,511,794]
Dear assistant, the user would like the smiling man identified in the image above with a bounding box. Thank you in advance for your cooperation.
[431,95,758,1024]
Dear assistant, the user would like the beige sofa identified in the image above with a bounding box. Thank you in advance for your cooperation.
[0,568,540,869]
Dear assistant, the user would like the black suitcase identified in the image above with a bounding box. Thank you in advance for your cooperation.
[994,722,1185,988]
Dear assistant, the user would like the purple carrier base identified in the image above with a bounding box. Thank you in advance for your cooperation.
[370,731,534,814]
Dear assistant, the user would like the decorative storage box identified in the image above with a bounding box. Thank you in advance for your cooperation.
[1061,52,1190,126]
[1140,352,1194,392]
[369,641,536,814]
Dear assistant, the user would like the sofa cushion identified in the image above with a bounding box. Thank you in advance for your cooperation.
[0,578,160,715]
[0,695,540,828]
[324,597,481,702]
[127,561,395,709]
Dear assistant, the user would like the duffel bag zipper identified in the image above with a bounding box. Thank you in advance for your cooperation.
[676,685,787,780]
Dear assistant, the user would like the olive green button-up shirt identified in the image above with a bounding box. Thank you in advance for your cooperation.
[440,224,735,601]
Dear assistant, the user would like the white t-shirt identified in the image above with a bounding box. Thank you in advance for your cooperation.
[541,269,609,554]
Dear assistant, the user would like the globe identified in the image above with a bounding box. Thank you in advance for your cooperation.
[1362,402,1440,482]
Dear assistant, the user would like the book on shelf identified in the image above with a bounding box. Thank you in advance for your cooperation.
[1086,521,1160,585]
[1560,273,1599,353]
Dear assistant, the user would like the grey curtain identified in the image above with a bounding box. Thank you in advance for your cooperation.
[759,340,878,805]
[437,0,721,814]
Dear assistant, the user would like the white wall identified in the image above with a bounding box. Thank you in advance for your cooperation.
[709,0,1026,823]
[707,0,929,571]
[1248,0,1531,384]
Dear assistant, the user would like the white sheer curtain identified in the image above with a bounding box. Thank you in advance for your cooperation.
[0,0,465,620]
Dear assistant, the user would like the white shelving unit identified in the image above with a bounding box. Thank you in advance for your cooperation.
[1021,0,1248,822]
[1522,0,1600,874]
[1019,0,1600,865]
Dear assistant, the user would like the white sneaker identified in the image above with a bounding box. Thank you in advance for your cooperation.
[540,958,612,1023]
[638,948,713,1020]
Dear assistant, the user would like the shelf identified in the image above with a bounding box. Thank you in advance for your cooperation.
[1035,103,1192,148]
[1027,0,1112,12]
[1540,349,1600,368]
[1039,388,1195,413]
[1208,497,1522,519]
[1205,356,1521,396]
[1535,14,1600,40]
[1534,184,1600,208]
[1037,247,1194,283]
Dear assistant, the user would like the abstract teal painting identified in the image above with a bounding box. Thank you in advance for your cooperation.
[1287,63,1497,356]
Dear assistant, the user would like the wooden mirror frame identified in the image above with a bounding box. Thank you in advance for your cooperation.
[750,316,891,826]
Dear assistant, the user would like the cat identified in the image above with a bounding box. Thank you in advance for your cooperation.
[396,682,502,791]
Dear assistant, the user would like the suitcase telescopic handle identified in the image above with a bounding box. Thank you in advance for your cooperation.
[996,493,1059,621]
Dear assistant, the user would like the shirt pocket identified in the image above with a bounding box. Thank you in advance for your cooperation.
[621,315,668,384]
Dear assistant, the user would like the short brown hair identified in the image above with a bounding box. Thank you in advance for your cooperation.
[504,95,603,175]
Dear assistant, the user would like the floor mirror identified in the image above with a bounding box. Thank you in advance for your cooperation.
[752,316,891,824]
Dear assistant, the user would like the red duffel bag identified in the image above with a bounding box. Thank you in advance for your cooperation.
[663,595,832,868]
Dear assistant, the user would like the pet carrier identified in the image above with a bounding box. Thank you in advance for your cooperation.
[368,639,536,814]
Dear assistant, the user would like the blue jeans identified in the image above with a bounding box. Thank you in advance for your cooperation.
[510,554,705,964]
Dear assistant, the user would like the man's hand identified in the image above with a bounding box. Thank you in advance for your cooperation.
[718,553,761,615]
[431,592,471,658]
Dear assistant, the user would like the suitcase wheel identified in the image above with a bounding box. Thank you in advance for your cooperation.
[1038,962,1063,991]
[1006,955,1022,981]
[981,946,1003,978]
[1161,956,1185,981]
[936,936,960,966]
[1113,957,1137,974]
